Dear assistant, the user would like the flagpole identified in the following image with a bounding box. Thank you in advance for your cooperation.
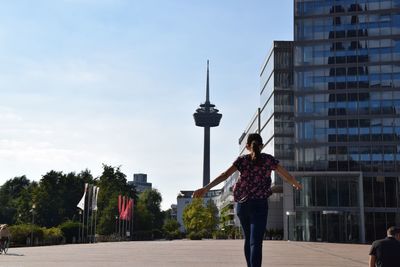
[118,195,121,241]
[93,187,99,243]
[77,183,87,243]
[122,217,124,240]
[78,210,81,243]
[127,213,130,240]
[91,189,95,243]
[122,211,125,240]
[86,185,92,243]
[131,199,134,240]
[90,208,93,243]
[90,187,95,243]
[127,199,132,240]
[119,195,122,240]
[122,196,126,240]
[94,210,97,243]
[118,215,121,240]
[124,218,126,241]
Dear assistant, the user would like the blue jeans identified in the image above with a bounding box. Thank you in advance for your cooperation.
[236,199,268,267]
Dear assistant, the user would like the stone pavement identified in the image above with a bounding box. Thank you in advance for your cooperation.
[0,240,370,267]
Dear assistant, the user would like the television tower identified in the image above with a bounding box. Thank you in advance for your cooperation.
[193,61,222,187]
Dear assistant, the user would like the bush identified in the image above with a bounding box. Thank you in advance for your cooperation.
[43,227,63,245]
[188,232,203,240]
[59,220,80,243]
[163,219,181,240]
[132,230,153,241]
[165,230,181,240]
[265,228,283,240]
[152,229,163,239]
[213,230,228,240]
[9,224,44,246]
[96,234,119,242]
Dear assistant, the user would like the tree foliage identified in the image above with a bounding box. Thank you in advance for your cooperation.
[33,170,93,227]
[137,189,163,230]
[96,164,136,235]
[0,165,176,241]
[163,218,181,240]
[0,176,35,224]
[182,198,218,238]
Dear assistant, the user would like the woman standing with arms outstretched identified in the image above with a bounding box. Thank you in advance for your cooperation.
[193,133,302,267]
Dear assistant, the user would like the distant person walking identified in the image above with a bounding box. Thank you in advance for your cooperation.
[193,133,302,267]
[369,226,400,267]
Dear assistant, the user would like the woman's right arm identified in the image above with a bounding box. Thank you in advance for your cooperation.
[275,165,302,190]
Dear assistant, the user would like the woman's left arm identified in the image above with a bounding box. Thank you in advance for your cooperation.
[275,165,302,190]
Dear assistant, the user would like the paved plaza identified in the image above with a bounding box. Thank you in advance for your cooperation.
[0,240,370,267]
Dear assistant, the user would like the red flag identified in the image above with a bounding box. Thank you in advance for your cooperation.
[120,198,133,221]
[126,199,132,221]
[124,199,132,221]
[127,199,133,221]
[120,196,127,219]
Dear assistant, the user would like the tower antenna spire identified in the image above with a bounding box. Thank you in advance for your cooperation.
[206,60,210,104]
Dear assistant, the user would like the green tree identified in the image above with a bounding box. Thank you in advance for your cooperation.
[204,200,219,236]
[33,171,65,227]
[136,189,164,231]
[133,200,152,231]
[182,199,209,238]
[0,176,32,224]
[60,170,93,222]
[163,219,180,240]
[96,165,136,235]
[33,170,93,227]
[15,182,38,224]
[182,199,219,239]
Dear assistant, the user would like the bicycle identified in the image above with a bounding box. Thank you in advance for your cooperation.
[0,237,10,255]
[0,224,10,255]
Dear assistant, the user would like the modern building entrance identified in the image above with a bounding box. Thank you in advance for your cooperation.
[285,171,365,243]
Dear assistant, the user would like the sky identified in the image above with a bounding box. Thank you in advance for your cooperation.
[0,0,293,210]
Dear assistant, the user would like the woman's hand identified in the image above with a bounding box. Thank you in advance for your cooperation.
[292,182,302,190]
[192,187,208,198]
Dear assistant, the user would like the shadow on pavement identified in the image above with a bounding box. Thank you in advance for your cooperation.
[2,253,25,256]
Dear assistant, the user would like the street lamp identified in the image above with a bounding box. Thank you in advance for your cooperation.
[78,210,82,243]
[115,215,118,237]
[286,211,296,241]
[31,204,36,246]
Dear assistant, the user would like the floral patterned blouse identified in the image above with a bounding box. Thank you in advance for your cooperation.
[232,153,279,202]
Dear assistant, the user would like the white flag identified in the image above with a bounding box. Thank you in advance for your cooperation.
[91,186,97,210]
[93,187,100,211]
[77,183,88,210]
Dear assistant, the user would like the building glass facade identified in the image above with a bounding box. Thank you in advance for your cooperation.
[259,41,295,232]
[260,41,295,176]
[294,0,400,243]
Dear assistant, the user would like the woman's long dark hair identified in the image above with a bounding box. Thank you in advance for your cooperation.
[247,133,263,161]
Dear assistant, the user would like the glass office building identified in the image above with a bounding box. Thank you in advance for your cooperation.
[293,0,400,243]
[260,41,295,232]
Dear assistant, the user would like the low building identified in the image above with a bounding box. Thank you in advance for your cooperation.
[170,204,177,220]
[130,173,152,193]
